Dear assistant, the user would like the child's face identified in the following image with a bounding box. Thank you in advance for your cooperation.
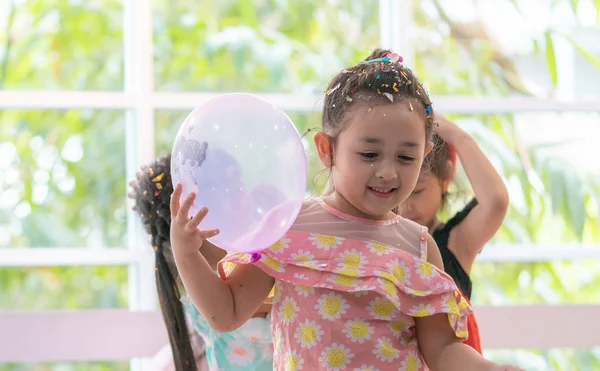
[325,100,430,218]
[400,173,447,228]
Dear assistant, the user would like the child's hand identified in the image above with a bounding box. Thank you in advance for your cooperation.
[433,112,462,144]
[491,364,525,371]
[170,183,220,256]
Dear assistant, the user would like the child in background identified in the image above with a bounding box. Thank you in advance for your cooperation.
[133,153,273,371]
[170,49,523,371]
[401,114,510,353]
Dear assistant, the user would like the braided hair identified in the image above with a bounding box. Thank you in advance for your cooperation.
[135,152,198,371]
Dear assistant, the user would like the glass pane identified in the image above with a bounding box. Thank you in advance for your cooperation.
[153,0,379,92]
[155,109,324,194]
[0,362,128,371]
[415,0,600,98]
[0,266,128,310]
[0,110,128,248]
[0,1,124,90]
[440,112,600,245]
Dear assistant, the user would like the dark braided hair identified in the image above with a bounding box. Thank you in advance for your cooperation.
[135,152,198,371]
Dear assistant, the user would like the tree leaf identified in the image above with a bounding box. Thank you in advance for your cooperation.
[563,34,600,69]
[545,31,558,87]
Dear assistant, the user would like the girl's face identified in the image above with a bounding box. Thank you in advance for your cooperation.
[316,100,431,219]
[400,172,449,229]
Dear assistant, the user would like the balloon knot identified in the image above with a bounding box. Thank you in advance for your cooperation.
[250,252,262,263]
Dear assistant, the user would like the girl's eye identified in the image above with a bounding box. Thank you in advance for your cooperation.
[412,188,424,195]
[360,152,378,159]
[399,155,415,162]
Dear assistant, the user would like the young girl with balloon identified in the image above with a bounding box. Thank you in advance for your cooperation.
[170,49,523,371]
[401,115,510,354]
[133,153,274,371]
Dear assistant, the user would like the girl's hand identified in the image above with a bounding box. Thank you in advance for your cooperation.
[491,364,525,371]
[433,112,463,144]
[170,183,220,256]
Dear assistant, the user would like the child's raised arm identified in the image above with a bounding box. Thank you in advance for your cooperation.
[170,183,275,332]
[416,236,524,371]
[435,114,509,272]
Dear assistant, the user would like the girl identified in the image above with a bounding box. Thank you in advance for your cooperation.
[401,115,510,353]
[134,153,274,371]
[170,49,522,371]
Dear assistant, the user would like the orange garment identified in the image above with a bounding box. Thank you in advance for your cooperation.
[461,294,482,354]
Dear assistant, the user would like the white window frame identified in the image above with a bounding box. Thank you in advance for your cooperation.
[1,0,600,366]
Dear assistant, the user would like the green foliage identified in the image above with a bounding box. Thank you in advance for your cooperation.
[1,0,599,370]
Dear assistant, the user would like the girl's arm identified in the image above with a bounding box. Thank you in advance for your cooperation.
[436,114,509,274]
[170,184,275,332]
[417,237,522,371]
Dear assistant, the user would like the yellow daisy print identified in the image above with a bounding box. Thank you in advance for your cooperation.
[406,287,432,297]
[401,350,422,371]
[272,280,282,304]
[280,297,298,324]
[315,293,350,320]
[327,268,361,288]
[372,336,401,363]
[442,293,459,315]
[308,233,345,251]
[410,303,436,317]
[273,327,282,353]
[285,350,304,371]
[378,277,398,299]
[294,319,324,349]
[335,248,368,270]
[269,236,291,254]
[388,320,406,338]
[385,259,411,285]
[366,242,392,256]
[262,255,285,272]
[318,343,354,371]
[414,260,436,280]
[366,297,397,320]
[353,366,380,371]
[294,284,315,297]
[341,319,375,344]
[290,249,316,268]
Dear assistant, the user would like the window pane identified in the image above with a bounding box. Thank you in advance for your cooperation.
[415,0,600,98]
[0,266,128,310]
[0,110,128,248]
[155,109,325,194]
[0,1,124,90]
[0,362,128,371]
[153,0,379,92]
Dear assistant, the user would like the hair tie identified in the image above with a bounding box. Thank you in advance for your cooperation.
[360,52,404,65]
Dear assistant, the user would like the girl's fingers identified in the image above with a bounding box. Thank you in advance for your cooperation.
[178,191,196,221]
[188,207,209,229]
[170,183,183,216]
[197,228,220,239]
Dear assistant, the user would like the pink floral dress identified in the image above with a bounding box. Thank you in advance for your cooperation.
[218,199,471,371]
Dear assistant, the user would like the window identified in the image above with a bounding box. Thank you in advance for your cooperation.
[1,0,599,370]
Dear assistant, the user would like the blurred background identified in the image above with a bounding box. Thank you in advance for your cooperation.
[1,0,600,370]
